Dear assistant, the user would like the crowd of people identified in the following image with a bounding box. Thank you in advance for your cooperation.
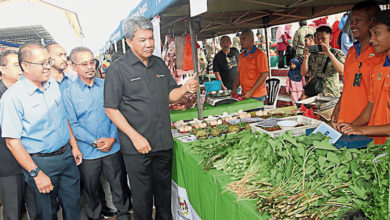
[0,16,198,220]
[0,0,389,220]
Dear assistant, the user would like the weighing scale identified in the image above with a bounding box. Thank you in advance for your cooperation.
[206,96,238,106]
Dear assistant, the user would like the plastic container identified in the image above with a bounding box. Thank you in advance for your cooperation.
[204,81,222,94]
[277,120,299,130]
[250,115,322,138]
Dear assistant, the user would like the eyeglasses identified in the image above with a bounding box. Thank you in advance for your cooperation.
[24,59,55,69]
[74,60,96,69]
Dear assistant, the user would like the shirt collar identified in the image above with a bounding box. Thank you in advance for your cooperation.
[21,75,52,95]
[127,49,155,67]
[58,74,69,84]
[243,45,257,57]
[353,40,372,57]
[76,76,101,89]
[353,41,361,57]
[384,56,390,67]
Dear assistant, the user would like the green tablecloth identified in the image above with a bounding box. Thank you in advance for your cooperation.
[170,99,263,122]
[172,139,269,220]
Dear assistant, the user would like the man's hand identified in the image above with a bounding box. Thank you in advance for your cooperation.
[184,75,199,93]
[242,91,253,99]
[338,123,365,136]
[72,147,83,165]
[319,43,331,56]
[34,171,54,194]
[132,133,152,154]
[303,47,310,59]
[96,137,116,153]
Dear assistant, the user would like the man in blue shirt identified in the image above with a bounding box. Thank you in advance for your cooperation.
[0,42,83,220]
[45,42,75,92]
[0,50,37,220]
[63,47,131,220]
[46,42,118,218]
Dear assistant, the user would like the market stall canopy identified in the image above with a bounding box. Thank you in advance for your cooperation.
[0,25,54,47]
[103,0,177,51]
[0,0,84,51]
[158,0,388,39]
[106,0,388,42]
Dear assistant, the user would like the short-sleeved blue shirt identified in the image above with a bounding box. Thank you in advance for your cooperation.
[0,76,70,154]
[63,77,120,160]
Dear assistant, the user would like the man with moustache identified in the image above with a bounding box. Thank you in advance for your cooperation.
[0,50,37,220]
[45,42,76,91]
[104,16,199,220]
[46,42,120,218]
[232,29,269,101]
[213,36,239,90]
[0,42,82,220]
[63,47,130,220]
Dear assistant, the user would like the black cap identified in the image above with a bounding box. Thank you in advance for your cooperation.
[373,10,390,28]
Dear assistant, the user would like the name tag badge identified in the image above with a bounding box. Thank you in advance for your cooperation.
[130,77,141,82]
[156,74,165,78]
[353,73,362,87]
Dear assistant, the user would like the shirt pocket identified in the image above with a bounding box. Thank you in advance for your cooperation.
[123,75,146,100]
[156,74,169,95]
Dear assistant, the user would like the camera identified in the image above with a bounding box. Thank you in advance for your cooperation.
[308,45,322,53]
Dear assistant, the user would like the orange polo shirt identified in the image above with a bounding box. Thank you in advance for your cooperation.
[238,46,269,98]
[368,55,390,145]
[338,43,384,123]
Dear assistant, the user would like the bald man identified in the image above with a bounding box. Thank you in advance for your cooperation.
[233,29,269,102]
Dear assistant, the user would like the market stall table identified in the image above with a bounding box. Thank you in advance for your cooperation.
[172,137,269,220]
[170,99,263,122]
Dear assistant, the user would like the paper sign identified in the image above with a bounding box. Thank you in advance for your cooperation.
[312,122,342,144]
[177,135,197,143]
[190,0,207,17]
[152,16,161,57]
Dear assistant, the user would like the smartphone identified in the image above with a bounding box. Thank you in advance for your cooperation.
[308,45,322,53]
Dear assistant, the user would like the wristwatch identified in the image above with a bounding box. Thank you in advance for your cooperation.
[92,140,98,148]
[29,167,41,177]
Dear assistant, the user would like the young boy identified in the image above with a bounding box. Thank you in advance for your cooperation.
[304,34,315,48]
[338,10,390,145]
[332,1,382,129]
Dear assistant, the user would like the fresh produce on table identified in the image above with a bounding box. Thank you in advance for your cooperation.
[189,132,389,219]
[195,129,209,140]
[260,126,281,132]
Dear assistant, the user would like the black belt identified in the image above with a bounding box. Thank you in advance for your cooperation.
[30,144,67,157]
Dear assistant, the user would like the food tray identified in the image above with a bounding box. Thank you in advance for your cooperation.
[250,115,322,138]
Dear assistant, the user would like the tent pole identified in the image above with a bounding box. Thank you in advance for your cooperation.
[188,16,202,120]
[122,38,126,54]
[263,17,271,78]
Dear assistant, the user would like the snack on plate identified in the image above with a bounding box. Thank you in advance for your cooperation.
[179,125,192,133]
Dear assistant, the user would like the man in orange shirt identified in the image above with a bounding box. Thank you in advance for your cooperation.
[232,29,268,102]
[332,1,382,128]
[338,10,390,145]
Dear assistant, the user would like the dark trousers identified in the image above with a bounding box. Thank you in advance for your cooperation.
[24,146,81,220]
[278,50,285,68]
[123,149,173,220]
[79,151,130,220]
[0,174,37,220]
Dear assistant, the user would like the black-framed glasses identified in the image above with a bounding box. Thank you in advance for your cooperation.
[74,60,96,69]
[24,59,55,69]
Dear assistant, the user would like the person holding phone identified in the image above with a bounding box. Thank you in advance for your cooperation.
[301,26,345,97]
